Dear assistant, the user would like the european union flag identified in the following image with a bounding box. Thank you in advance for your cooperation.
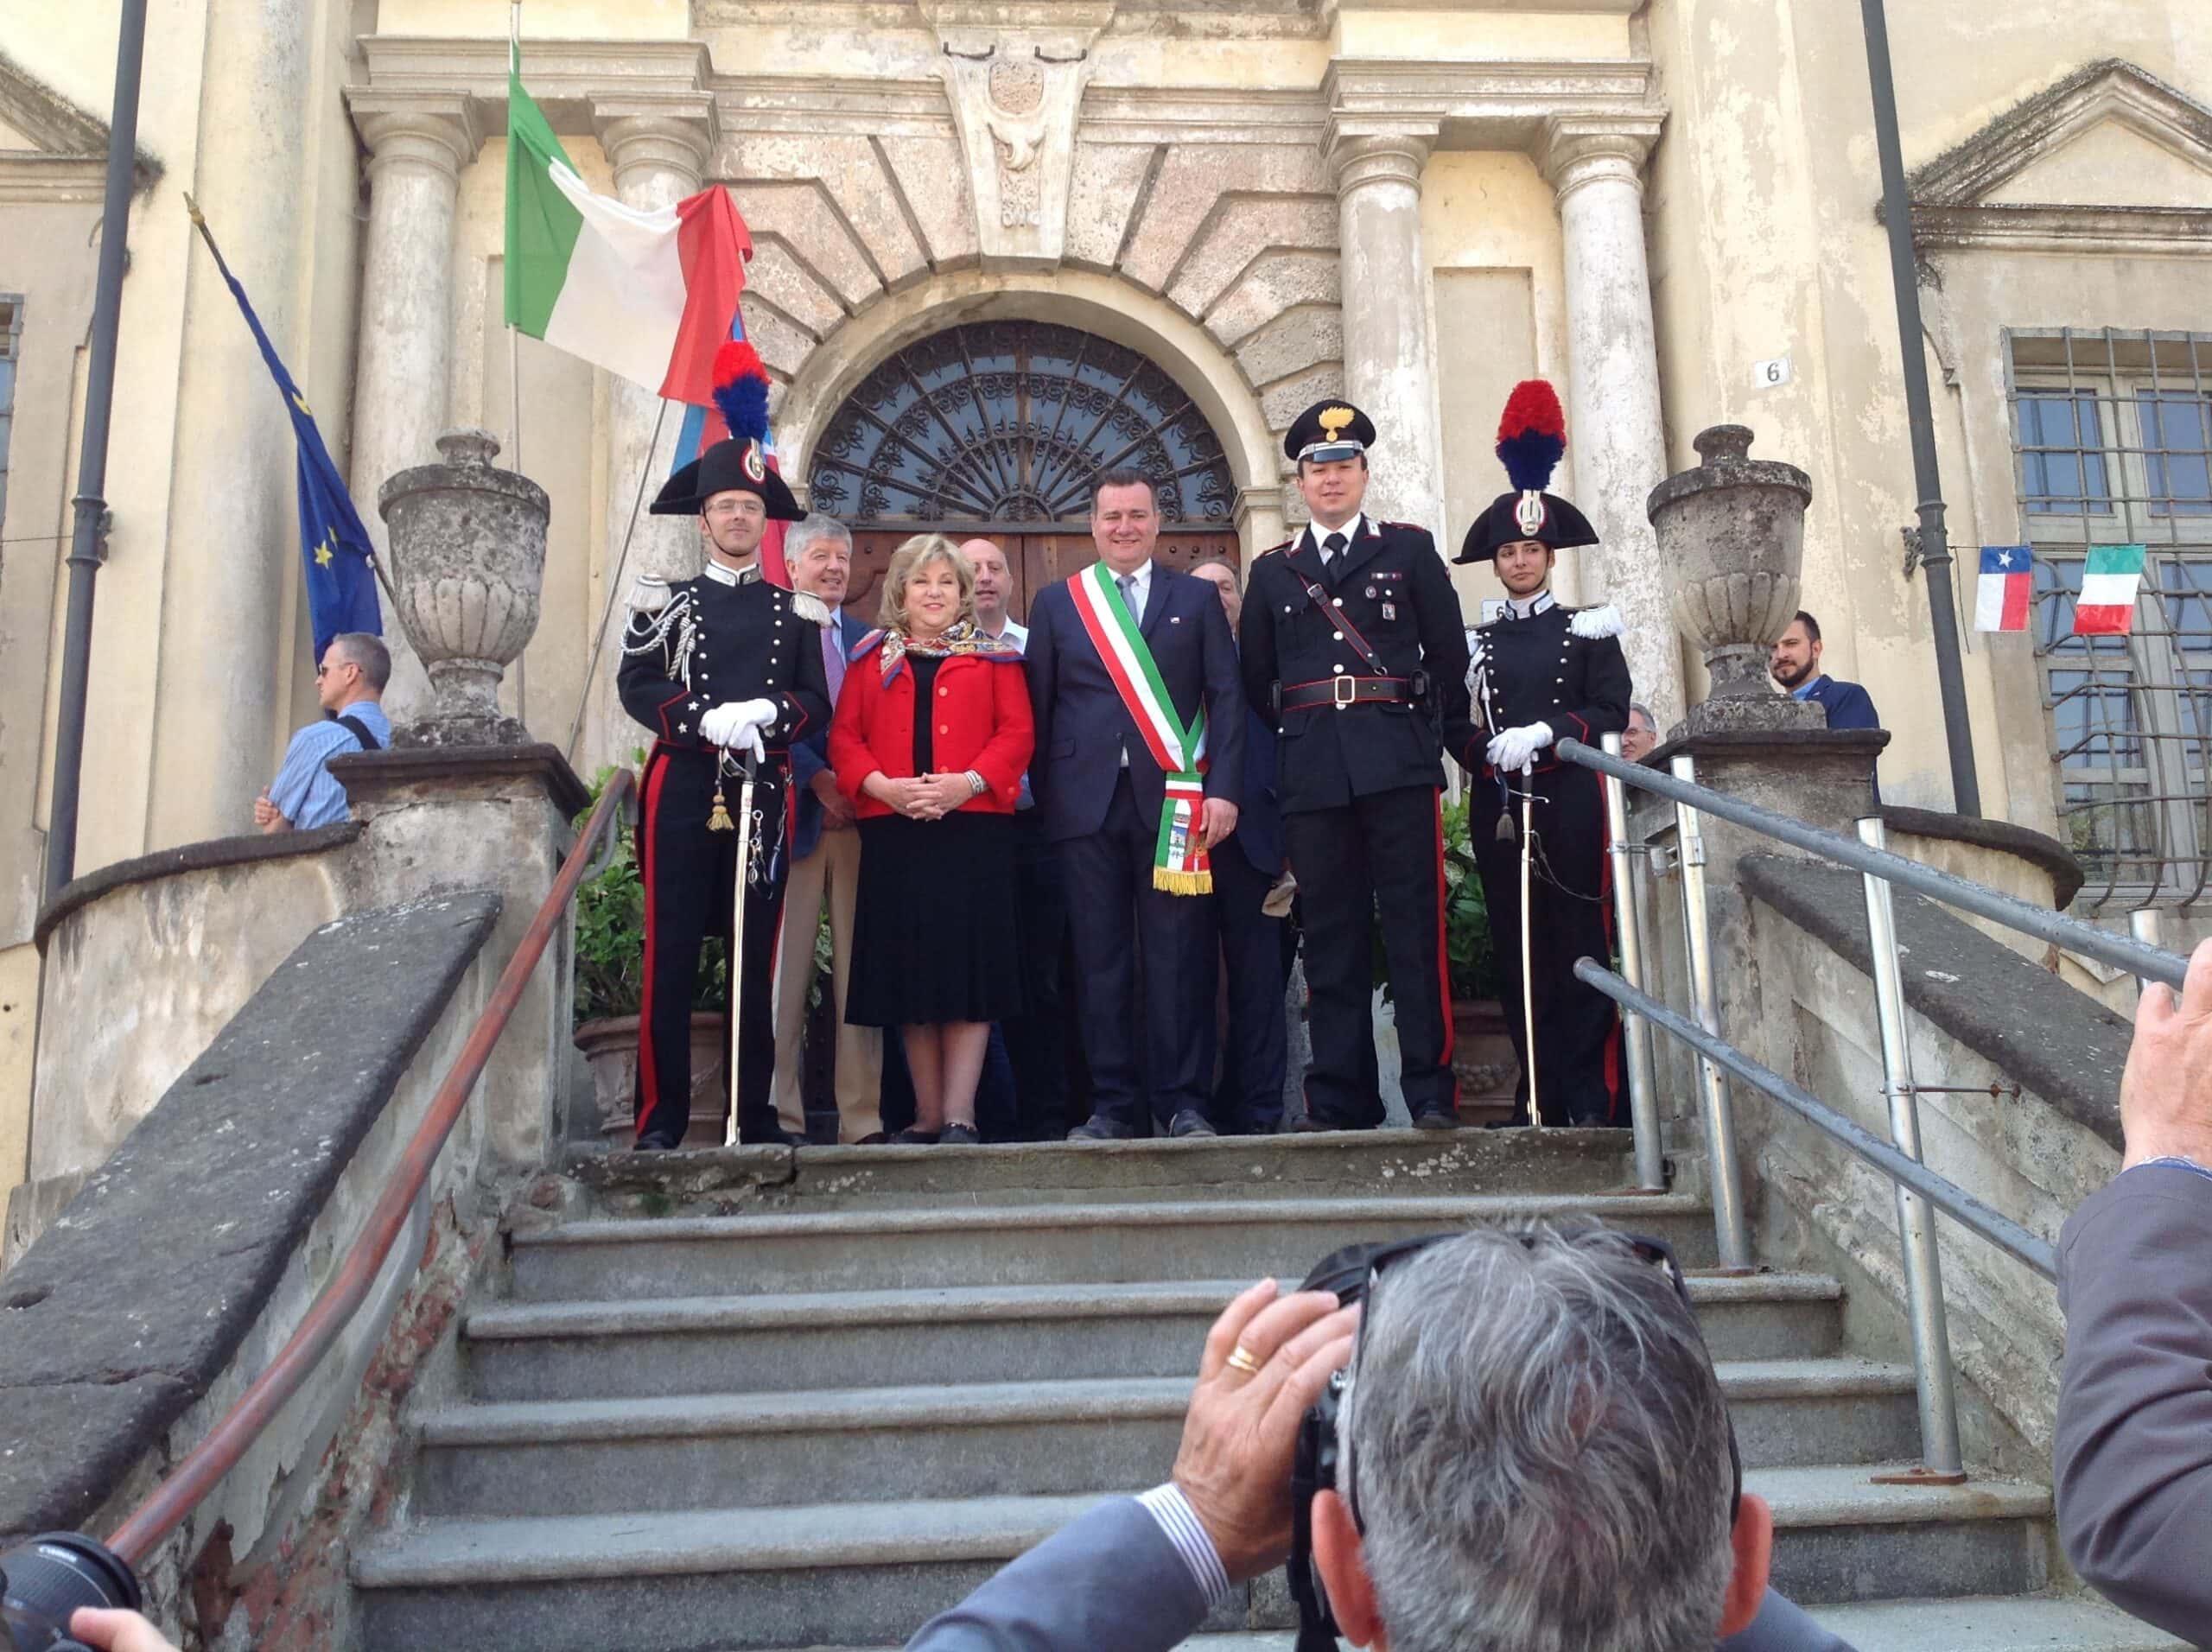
[188,200,383,658]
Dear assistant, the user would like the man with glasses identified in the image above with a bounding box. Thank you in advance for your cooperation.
[904,1223,1847,1650]
[255,632,391,833]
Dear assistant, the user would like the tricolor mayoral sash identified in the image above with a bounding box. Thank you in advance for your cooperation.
[1066,562,1211,894]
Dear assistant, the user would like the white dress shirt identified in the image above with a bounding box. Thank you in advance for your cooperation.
[1302,513,1371,567]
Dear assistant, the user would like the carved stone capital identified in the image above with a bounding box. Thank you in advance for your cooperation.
[1539,115,1663,206]
[593,100,717,200]
[1324,127,1437,199]
[350,97,485,184]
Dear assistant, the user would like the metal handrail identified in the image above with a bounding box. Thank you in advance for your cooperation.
[105,767,639,1565]
[1557,738,2186,987]
[1576,959,2057,1279]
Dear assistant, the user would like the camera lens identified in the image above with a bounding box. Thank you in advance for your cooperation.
[0,1533,141,1648]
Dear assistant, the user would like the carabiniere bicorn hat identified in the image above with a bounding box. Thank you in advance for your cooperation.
[1455,378,1599,563]
[1283,398,1377,466]
[650,340,804,521]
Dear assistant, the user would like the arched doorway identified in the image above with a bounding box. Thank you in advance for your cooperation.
[805,320,1243,621]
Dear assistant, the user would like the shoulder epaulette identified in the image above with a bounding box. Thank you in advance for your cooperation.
[790,590,836,629]
[1257,540,1291,558]
[627,575,676,613]
[1569,604,1624,640]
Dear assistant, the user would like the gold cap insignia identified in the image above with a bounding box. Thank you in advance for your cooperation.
[1318,406,1356,442]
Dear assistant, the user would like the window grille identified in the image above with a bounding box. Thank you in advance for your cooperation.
[2008,328,2212,910]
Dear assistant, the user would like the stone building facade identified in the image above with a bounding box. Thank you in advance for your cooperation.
[1,0,2209,1173]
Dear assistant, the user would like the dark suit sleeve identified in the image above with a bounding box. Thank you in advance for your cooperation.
[1719,1589,1858,1652]
[617,608,709,753]
[1025,589,1059,812]
[1825,683,1880,731]
[771,616,834,753]
[1239,563,1279,721]
[1196,583,1246,802]
[1407,534,1476,767]
[903,1497,1211,1652]
[2056,1164,2212,1641]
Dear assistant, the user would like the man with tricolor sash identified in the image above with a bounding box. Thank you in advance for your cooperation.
[1026,468,1249,1141]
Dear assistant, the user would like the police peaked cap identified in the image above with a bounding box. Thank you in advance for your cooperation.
[1283,399,1376,465]
[649,339,804,521]
[1455,378,1600,563]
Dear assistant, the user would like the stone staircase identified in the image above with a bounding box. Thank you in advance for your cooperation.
[351,1132,2174,1651]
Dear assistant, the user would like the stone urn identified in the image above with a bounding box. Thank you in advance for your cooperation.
[378,427,550,747]
[1645,425,1821,734]
[575,1013,728,1149]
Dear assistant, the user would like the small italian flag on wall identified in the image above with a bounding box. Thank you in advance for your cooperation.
[2072,544,2147,637]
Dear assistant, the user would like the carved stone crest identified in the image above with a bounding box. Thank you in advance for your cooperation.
[924,3,1108,269]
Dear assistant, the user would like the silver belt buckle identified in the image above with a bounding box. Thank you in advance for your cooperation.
[1332,675,1357,708]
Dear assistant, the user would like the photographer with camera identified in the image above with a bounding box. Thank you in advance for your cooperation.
[906,1224,1850,1652]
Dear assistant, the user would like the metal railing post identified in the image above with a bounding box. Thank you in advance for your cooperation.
[2129,908,2164,998]
[1670,754,1754,1269]
[1855,816,1966,1478]
[1602,733,1667,1191]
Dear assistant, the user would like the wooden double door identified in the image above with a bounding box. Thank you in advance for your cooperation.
[845,527,1243,629]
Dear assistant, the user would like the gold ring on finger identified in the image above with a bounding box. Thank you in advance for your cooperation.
[1226,1344,1263,1376]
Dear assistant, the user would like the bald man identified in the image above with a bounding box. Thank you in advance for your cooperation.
[962,537,1028,650]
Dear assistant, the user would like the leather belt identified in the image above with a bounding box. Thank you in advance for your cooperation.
[1280,675,1415,713]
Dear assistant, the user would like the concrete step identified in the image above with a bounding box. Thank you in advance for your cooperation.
[465,1270,1845,1402]
[506,1191,1721,1301]
[574,1128,1660,1215]
[415,1358,1920,1517]
[354,1468,2052,1651]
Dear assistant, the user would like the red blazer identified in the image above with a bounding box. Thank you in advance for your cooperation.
[829,634,1035,818]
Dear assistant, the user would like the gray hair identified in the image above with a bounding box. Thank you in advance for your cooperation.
[785,513,852,560]
[330,632,391,692]
[1338,1224,1738,1652]
[1629,702,1657,730]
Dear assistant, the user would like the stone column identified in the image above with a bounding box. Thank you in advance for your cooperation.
[1325,127,1446,537]
[588,106,715,775]
[347,98,483,724]
[1541,117,1684,725]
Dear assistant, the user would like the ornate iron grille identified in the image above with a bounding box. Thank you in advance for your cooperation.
[2009,327,2212,911]
[806,321,1237,527]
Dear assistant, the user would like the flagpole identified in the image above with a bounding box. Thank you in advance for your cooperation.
[509,0,528,724]
[564,398,671,765]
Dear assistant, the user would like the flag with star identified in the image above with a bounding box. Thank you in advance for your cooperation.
[187,196,383,657]
[1974,545,2033,632]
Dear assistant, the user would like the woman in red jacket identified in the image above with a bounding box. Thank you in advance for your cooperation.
[830,533,1035,1144]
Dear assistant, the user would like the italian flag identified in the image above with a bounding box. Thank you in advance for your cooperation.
[504,48,749,403]
[2072,544,2147,637]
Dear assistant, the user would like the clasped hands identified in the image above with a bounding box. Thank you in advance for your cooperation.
[1485,720,1555,773]
[866,771,976,821]
[699,697,777,762]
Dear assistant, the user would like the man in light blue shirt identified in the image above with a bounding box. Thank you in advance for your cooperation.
[255,632,392,833]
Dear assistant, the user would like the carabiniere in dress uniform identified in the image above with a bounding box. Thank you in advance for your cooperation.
[1456,379,1633,1128]
[1241,397,1480,1133]
[619,341,832,1151]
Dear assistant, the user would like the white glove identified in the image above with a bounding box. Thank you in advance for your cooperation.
[1485,721,1555,773]
[699,697,776,754]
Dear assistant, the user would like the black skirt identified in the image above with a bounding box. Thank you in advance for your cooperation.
[846,810,1029,1026]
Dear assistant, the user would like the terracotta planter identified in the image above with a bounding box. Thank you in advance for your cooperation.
[575,1013,727,1147]
[1451,998,1519,1126]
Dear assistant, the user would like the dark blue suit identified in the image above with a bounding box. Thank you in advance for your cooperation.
[788,609,876,862]
[1206,706,1289,1133]
[1026,564,1248,1129]
[1800,675,1880,731]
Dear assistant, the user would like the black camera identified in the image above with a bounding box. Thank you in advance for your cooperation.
[0,1533,141,1652]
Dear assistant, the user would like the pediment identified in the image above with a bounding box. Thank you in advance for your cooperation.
[0,114,39,153]
[0,48,108,157]
[1908,60,2212,251]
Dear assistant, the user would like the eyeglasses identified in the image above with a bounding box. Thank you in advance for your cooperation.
[1286,1228,1743,1652]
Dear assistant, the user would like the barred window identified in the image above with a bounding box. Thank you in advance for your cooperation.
[0,297,18,543]
[2010,328,2212,910]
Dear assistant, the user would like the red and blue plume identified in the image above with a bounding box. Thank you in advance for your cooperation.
[1496,378,1567,492]
[710,340,772,446]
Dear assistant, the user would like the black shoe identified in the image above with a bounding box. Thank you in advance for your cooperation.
[1067,1115,1135,1141]
[855,1130,889,1146]
[630,1134,683,1153]
[1168,1109,1217,1139]
[888,1126,941,1145]
[1412,1107,1462,1131]
[1289,1113,1335,1133]
[736,1126,806,1147]
[941,1122,982,1146]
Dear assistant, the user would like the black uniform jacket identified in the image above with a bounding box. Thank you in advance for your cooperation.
[618,566,834,812]
[1467,598,1632,779]
[1239,518,1478,814]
